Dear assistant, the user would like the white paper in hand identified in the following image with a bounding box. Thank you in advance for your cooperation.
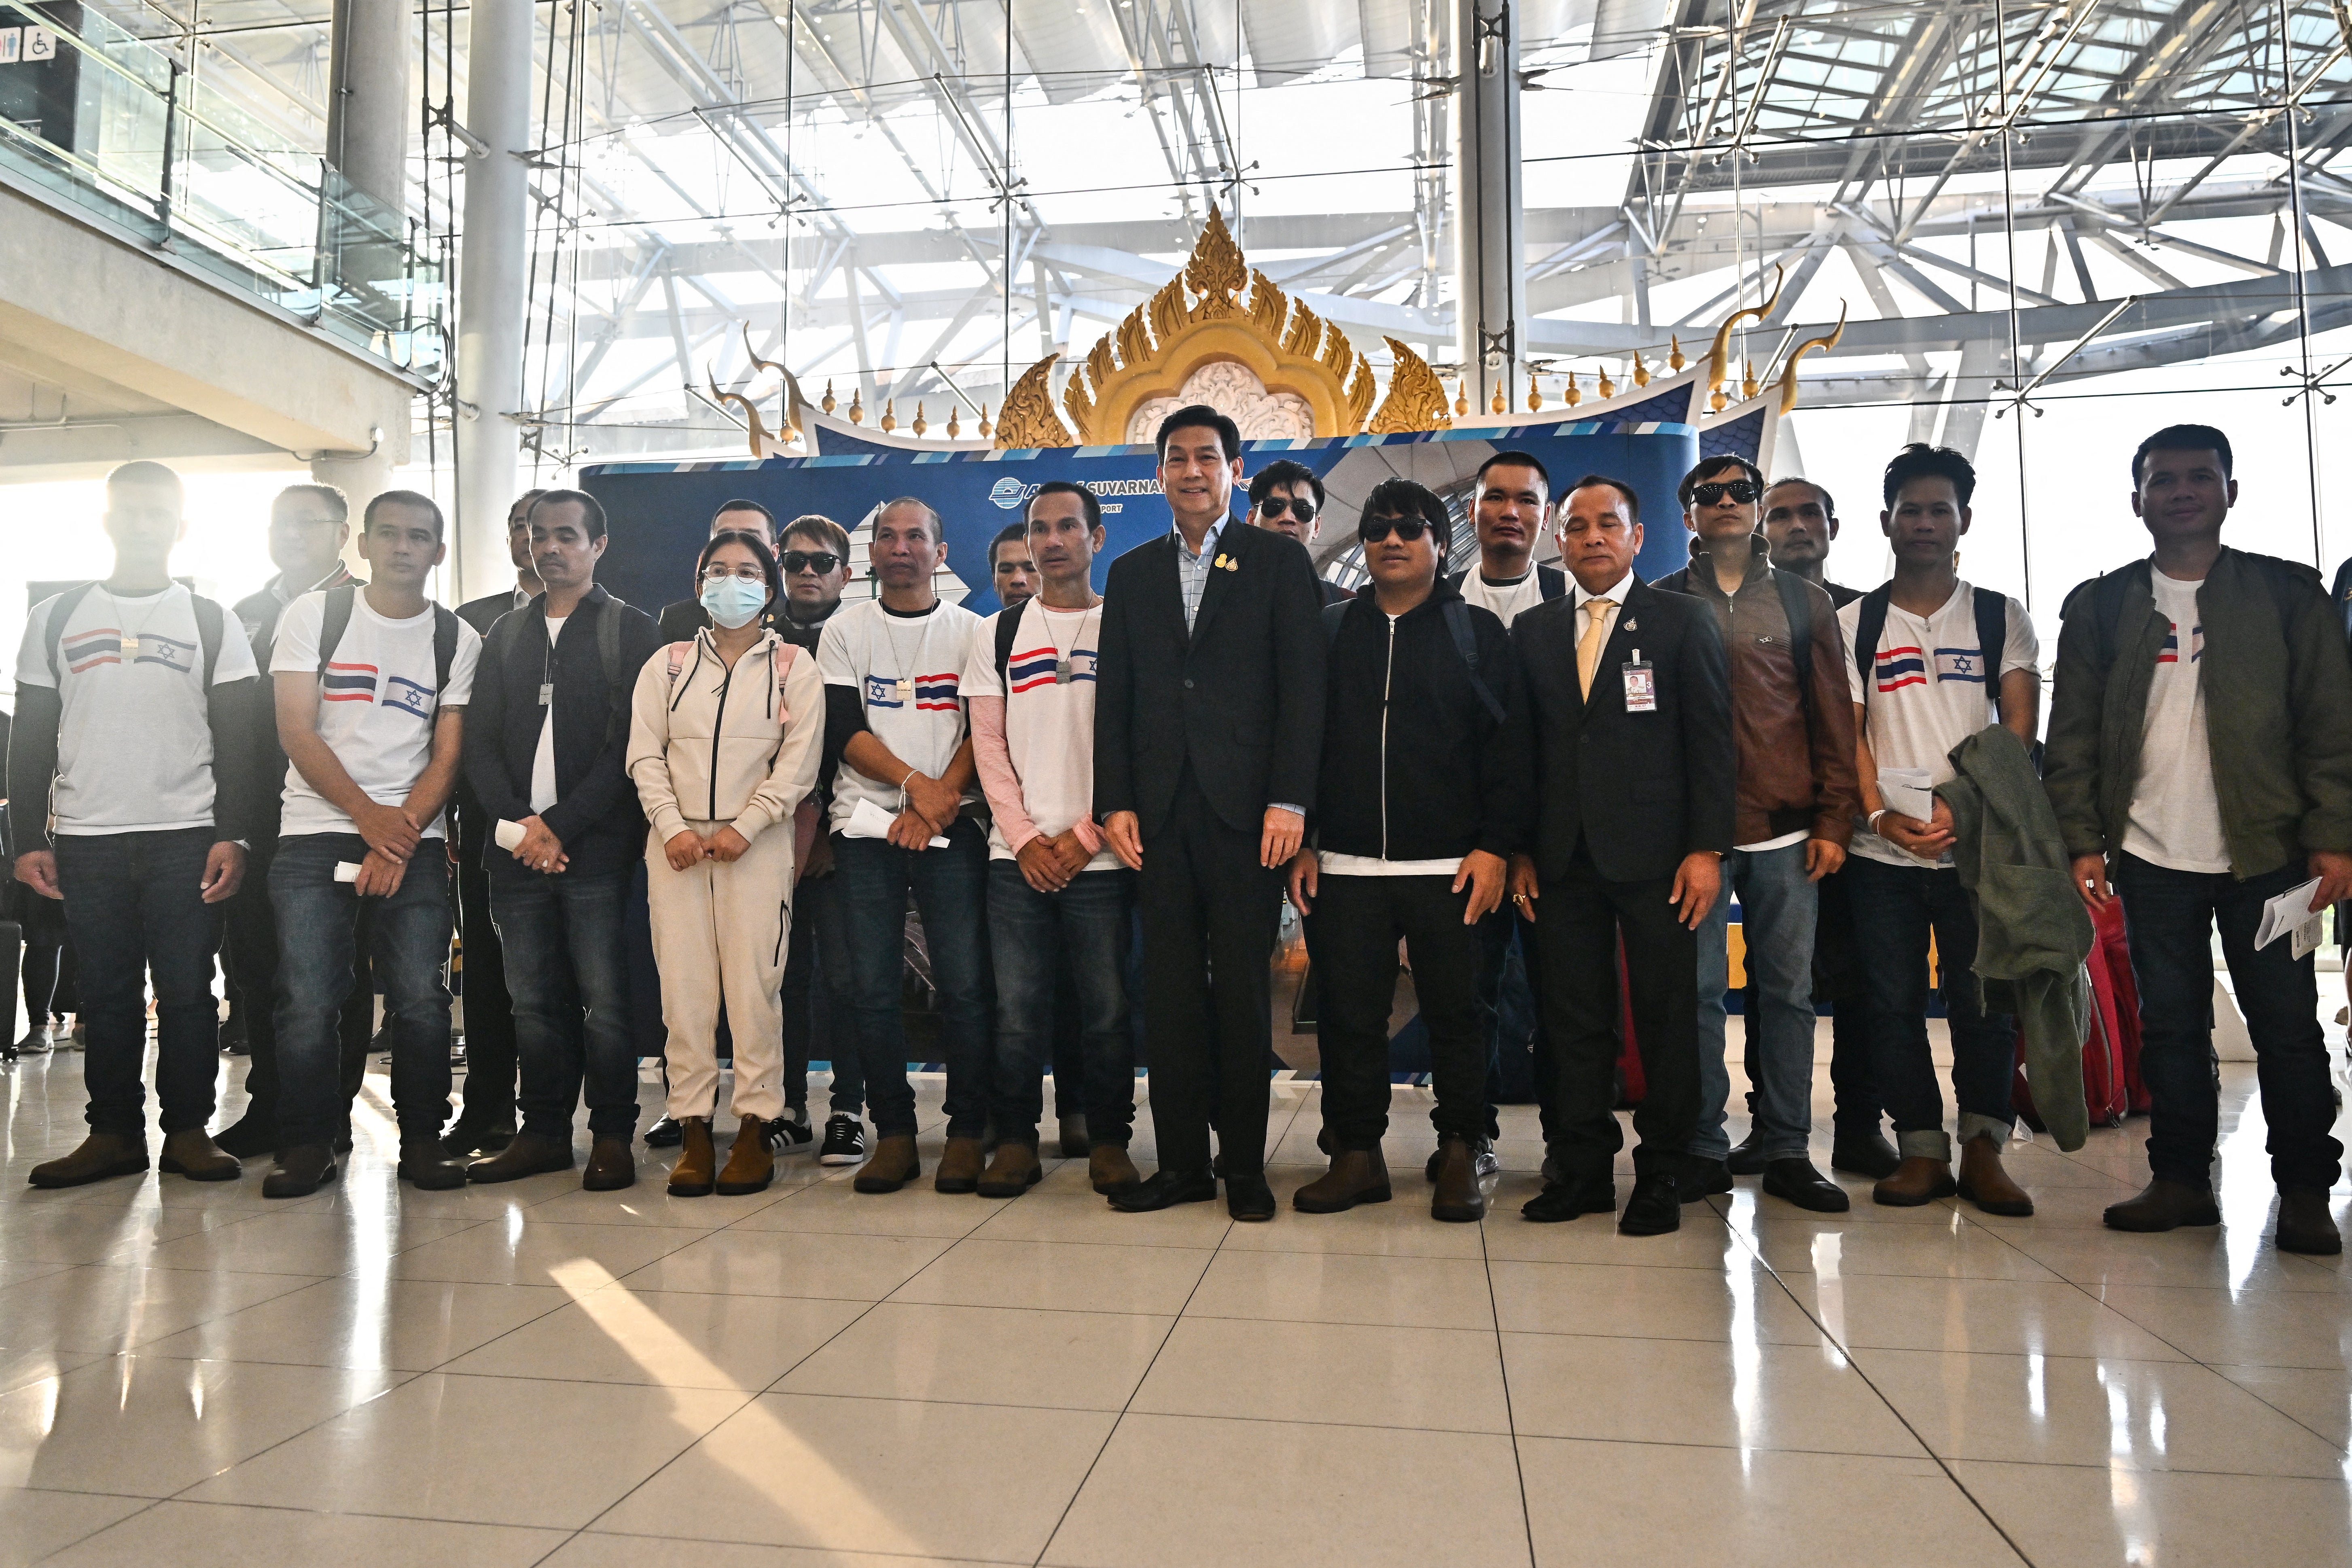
[1877,768,1937,823]
[2255,876,2326,959]
[494,819,528,852]
[844,796,949,849]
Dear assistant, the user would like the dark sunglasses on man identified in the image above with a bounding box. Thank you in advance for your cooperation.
[1691,479,1760,507]
[1358,514,1434,544]
[1256,496,1316,523]
[781,550,842,575]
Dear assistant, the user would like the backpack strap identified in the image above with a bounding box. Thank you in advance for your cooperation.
[1972,586,2009,719]
[315,584,357,676]
[41,581,100,685]
[1441,600,1509,725]
[994,602,1025,692]
[663,640,693,688]
[1852,584,1892,711]
[1770,567,1814,721]
[191,594,224,687]
[770,640,798,714]
[431,605,458,697]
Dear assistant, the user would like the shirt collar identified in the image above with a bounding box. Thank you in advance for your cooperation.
[1572,570,1635,610]
[1173,517,1228,558]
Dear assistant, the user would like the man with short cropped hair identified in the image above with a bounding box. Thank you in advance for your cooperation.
[460,489,662,1190]
[1452,451,1568,625]
[216,483,367,1159]
[1095,405,1328,1221]
[12,460,266,1188]
[1508,475,1734,1235]
[1841,443,2041,1216]
[1654,455,1858,1213]
[1247,459,1346,606]
[264,490,483,1198]
[2047,424,2352,1255]
[990,523,1040,608]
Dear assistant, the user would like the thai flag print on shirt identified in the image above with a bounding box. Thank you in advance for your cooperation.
[2157,620,2203,664]
[62,628,196,675]
[1006,644,1098,693]
[863,671,962,712]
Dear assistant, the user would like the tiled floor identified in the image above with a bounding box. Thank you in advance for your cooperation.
[4,1040,2351,1567]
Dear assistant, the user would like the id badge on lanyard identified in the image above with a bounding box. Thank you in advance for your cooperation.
[1622,650,1657,714]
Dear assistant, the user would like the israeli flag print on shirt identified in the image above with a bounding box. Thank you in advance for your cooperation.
[1932,646,1988,683]
[62,627,197,675]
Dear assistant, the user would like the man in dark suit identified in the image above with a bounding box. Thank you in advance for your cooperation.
[1095,404,1327,1221]
[1507,474,1735,1235]
[443,488,547,1156]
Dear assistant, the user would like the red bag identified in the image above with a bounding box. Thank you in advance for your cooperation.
[2091,898,2151,1113]
[2011,920,2132,1131]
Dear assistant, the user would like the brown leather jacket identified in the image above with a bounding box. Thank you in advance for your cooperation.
[1656,547,1858,848]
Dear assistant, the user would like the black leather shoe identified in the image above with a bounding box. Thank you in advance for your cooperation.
[211,1112,277,1161]
[439,1119,516,1159]
[1107,1169,1218,1212]
[398,1140,470,1190]
[2277,1189,2342,1255]
[1226,1172,1276,1222]
[2104,1178,2221,1232]
[643,1115,684,1148]
[1831,1130,1902,1181]
[1521,1173,1615,1223]
[1726,1125,1769,1176]
[465,1130,574,1184]
[1618,1172,1682,1235]
[1680,1157,1732,1201]
[263,1143,337,1198]
[1762,1157,1850,1213]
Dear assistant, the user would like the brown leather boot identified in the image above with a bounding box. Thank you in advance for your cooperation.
[934,1136,986,1194]
[976,1141,1043,1197]
[1429,1135,1486,1223]
[854,1133,922,1193]
[1089,1144,1142,1194]
[29,1132,149,1189]
[583,1135,636,1191]
[716,1118,777,1195]
[1872,1155,1958,1208]
[1956,1133,2034,1216]
[464,1130,574,1184]
[2104,1177,2221,1232]
[1292,1147,1392,1213]
[2277,1189,2342,1255]
[667,1116,717,1196]
[157,1129,241,1182]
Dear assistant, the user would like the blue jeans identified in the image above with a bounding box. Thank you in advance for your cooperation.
[834,821,993,1140]
[2114,852,2343,1192]
[782,862,862,1115]
[987,861,1136,1145]
[1693,841,1818,1162]
[489,864,638,1139]
[54,827,222,1137]
[271,832,454,1147]
[1843,854,2016,1161]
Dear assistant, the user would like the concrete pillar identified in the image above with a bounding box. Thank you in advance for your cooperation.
[453,0,533,602]
[324,0,410,215]
[1453,0,1524,420]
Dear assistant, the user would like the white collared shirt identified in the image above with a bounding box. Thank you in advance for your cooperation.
[1571,569,1636,646]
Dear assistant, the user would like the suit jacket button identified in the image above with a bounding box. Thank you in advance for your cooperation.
[1184,678,1195,689]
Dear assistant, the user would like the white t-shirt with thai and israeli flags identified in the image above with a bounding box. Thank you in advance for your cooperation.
[15,582,260,835]
[2122,566,2229,873]
[817,596,981,833]
[960,598,1118,871]
[1839,579,2039,869]
[270,589,480,840]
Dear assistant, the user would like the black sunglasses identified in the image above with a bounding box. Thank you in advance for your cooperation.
[1359,514,1435,544]
[780,550,841,575]
[1691,479,1761,507]
[1257,496,1317,523]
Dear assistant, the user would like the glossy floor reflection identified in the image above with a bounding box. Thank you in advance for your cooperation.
[3,1040,2350,1567]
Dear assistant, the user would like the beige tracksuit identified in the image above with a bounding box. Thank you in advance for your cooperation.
[626,629,824,1121]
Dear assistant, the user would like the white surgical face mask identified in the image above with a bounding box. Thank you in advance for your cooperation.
[701,574,768,628]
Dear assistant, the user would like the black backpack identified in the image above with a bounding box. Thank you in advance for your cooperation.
[316,584,460,701]
[44,581,225,687]
[1850,583,2011,718]
[1320,596,1508,724]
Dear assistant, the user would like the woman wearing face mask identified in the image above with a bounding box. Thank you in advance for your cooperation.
[626,530,825,1196]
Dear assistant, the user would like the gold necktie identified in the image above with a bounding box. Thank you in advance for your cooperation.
[1576,596,1617,699]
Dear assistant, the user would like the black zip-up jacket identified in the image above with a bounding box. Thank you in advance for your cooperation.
[1312,580,1530,863]
[462,584,664,879]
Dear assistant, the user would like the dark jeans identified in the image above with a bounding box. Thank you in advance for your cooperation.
[835,820,993,1140]
[1470,909,1538,1140]
[987,861,1136,1145]
[1049,954,1086,1109]
[1844,854,2015,1161]
[1741,862,1877,1139]
[1309,873,1488,1148]
[490,864,639,1139]
[272,832,454,1148]
[781,862,862,1115]
[455,851,517,1126]
[1529,843,1701,1180]
[2115,852,2344,1192]
[54,827,222,1137]
[220,839,373,1132]
[1138,773,1284,1179]
[21,889,74,1026]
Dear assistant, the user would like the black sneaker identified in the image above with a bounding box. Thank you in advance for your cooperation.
[643,1115,684,1148]
[818,1114,866,1166]
[767,1112,815,1155]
